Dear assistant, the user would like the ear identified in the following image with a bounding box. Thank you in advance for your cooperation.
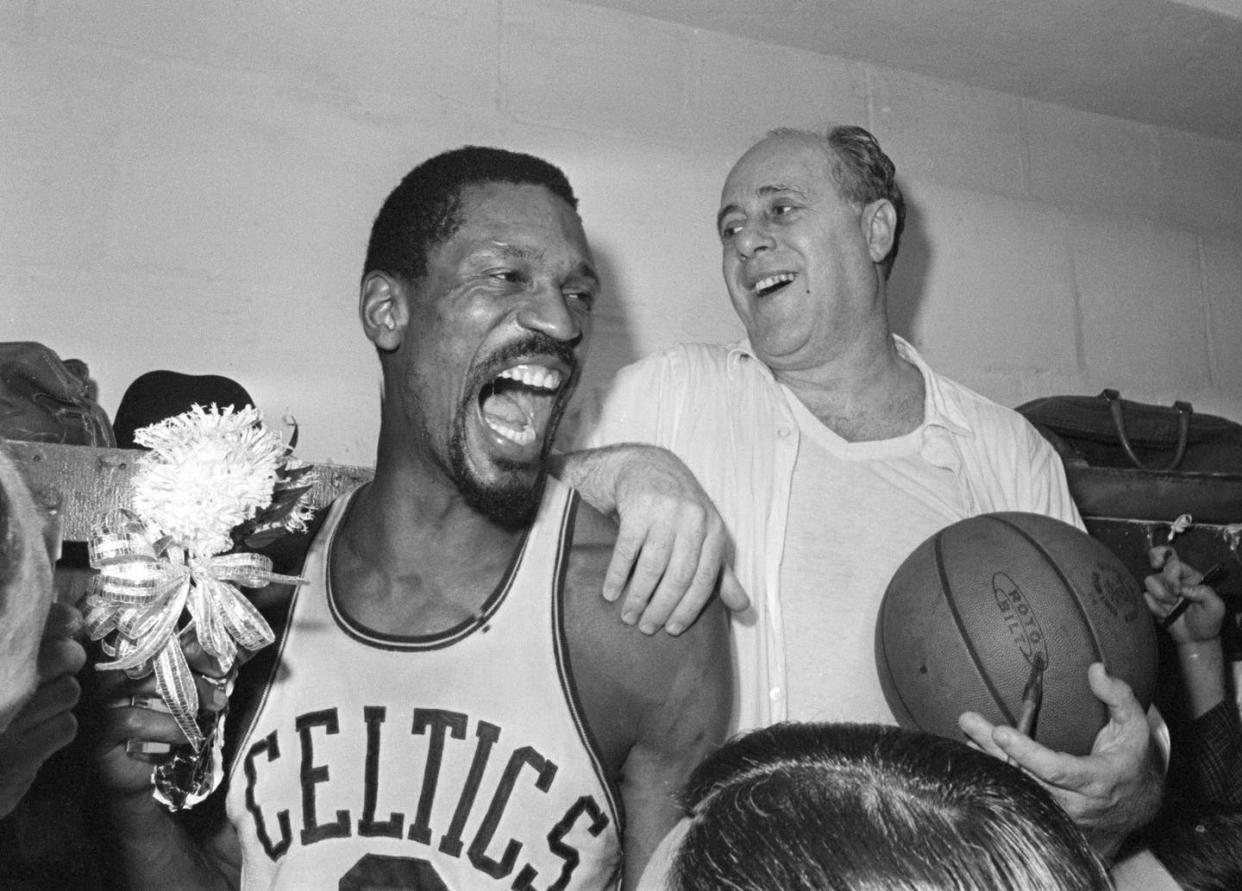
[861,199,897,267]
[359,272,409,350]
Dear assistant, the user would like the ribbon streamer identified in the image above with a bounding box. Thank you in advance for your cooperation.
[86,510,304,752]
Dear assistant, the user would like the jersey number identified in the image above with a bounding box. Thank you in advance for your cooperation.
[339,853,449,890]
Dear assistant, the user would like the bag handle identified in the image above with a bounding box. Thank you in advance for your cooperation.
[1102,388,1191,470]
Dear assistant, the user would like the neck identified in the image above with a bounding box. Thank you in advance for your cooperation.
[332,459,528,635]
[774,331,925,442]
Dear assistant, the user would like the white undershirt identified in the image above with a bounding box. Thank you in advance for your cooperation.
[779,385,971,723]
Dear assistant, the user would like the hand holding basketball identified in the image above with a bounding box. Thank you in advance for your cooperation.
[876,512,1163,858]
[876,512,1157,756]
[959,662,1162,858]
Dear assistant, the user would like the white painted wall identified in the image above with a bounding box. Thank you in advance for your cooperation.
[4,0,1240,465]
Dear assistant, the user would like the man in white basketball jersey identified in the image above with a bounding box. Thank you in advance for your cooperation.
[94,147,731,890]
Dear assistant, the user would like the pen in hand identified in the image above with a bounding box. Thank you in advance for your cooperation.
[1015,654,1045,738]
[1159,562,1229,632]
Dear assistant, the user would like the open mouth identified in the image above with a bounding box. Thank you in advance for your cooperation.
[478,363,565,448]
[753,272,796,298]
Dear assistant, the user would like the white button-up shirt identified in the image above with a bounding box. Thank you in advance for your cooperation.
[570,336,1084,731]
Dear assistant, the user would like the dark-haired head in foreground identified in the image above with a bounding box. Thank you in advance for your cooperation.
[665,722,1110,891]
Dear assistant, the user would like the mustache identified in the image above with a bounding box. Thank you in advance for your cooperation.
[482,333,581,378]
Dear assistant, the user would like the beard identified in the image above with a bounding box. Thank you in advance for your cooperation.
[449,426,547,529]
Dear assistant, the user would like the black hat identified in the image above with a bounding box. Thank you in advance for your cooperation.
[113,370,254,449]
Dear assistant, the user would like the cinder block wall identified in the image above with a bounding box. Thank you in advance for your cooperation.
[4,0,1240,464]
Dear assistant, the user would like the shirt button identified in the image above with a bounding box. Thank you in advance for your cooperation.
[777,427,792,438]
[769,687,783,701]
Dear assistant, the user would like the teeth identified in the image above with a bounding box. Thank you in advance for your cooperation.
[754,273,795,294]
[481,363,561,448]
[497,365,562,390]
[483,416,536,445]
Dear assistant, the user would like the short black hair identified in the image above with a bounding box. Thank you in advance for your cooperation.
[362,146,579,285]
[671,722,1110,890]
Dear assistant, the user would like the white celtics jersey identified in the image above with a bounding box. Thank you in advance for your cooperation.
[225,478,623,890]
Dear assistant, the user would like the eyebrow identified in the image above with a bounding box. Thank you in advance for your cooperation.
[489,242,599,284]
[573,260,601,286]
[493,242,543,262]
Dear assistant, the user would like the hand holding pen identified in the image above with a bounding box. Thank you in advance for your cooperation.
[1144,547,1228,642]
[1159,563,1228,631]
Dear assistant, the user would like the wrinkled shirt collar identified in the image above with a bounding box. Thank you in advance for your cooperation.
[726,335,974,438]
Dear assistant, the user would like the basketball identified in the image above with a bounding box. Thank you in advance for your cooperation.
[875,512,1157,756]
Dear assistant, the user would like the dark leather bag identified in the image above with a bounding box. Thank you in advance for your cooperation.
[0,342,115,447]
[1018,389,1242,525]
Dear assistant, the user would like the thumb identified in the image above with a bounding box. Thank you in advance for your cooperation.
[1088,662,1138,719]
[1148,545,1175,571]
[718,566,750,612]
[43,602,84,640]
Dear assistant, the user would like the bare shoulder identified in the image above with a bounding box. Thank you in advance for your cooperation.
[561,498,732,772]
